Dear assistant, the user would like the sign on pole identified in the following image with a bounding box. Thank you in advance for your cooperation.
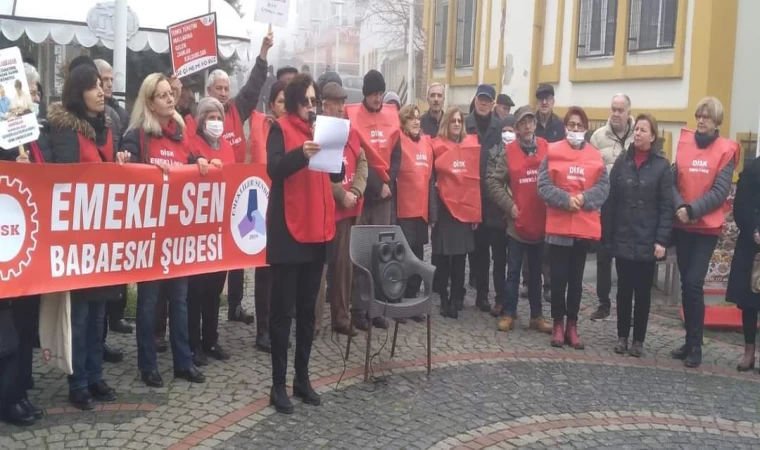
[254,0,290,28]
[0,47,40,149]
[168,13,219,78]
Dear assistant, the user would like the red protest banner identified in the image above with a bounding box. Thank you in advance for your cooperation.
[0,162,270,299]
[168,13,219,78]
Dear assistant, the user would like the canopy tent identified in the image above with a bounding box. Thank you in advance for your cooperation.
[0,0,255,60]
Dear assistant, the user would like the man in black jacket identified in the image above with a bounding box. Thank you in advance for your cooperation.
[465,84,503,312]
[421,83,444,137]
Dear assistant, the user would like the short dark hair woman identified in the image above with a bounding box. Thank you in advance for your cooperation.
[46,64,120,410]
[266,73,344,414]
[606,114,673,357]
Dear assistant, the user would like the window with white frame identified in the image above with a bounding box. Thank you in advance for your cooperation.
[577,0,617,58]
[454,0,476,67]
[628,0,678,52]
[433,0,449,68]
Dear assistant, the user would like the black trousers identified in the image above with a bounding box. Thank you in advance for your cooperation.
[227,268,246,313]
[488,227,508,306]
[550,242,587,321]
[103,285,127,343]
[743,309,759,344]
[10,296,38,401]
[597,246,613,307]
[432,254,446,293]
[615,259,656,342]
[405,244,425,298]
[438,254,467,302]
[0,352,18,410]
[673,230,719,349]
[254,267,272,338]
[470,226,491,301]
[269,261,323,386]
[187,271,227,351]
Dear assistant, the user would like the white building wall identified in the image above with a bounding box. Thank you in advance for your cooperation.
[729,0,760,140]
[497,0,535,108]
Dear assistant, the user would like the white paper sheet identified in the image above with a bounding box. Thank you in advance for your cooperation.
[309,115,350,174]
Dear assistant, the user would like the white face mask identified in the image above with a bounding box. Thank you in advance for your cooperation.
[567,131,585,147]
[204,120,224,139]
[31,102,39,117]
[501,131,516,145]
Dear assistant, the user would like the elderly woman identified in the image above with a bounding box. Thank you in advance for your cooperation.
[671,97,737,368]
[431,107,481,319]
[607,114,673,357]
[120,73,210,388]
[185,97,232,366]
[266,74,344,414]
[538,106,609,350]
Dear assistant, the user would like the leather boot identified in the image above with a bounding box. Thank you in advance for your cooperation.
[270,385,294,414]
[550,319,564,348]
[564,319,584,350]
[449,295,460,319]
[737,343,756,372]
[293,376,321,406]
[439,293,450,318]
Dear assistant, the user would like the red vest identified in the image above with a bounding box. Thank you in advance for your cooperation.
[185,103,246,163]
[544,141,605,241]
[675,128,738,231]
[141,128,189,166]
[335,128,364,221]
[77,129,114,163]
[345,103,398,177]
[433,136,482,223]
[277,114,336,243]
[507,138,548,241]
[249,111,271,164]
[188,133,236,165]
[397,133,433,222]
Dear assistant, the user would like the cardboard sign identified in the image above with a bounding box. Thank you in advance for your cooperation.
[168,13,219,78]
[0,162,270,298]
[0,47,40,149]
[254,0,290,28]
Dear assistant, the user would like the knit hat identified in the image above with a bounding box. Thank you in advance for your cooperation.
[383,91,401,108]
[362,70,386,96]
[195,96,224,131]
[317,71,343,92]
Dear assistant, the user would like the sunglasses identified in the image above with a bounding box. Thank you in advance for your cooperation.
[451,118,463,124]
[299,96,318,107]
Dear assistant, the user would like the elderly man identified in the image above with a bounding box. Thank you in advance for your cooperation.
[421,83,444,137]
[589,93,635,321]
[94,59,129,131]
[494,94,515,120]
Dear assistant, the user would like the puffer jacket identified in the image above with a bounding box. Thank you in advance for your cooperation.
[590,117,634,171]
[605,143,673,261]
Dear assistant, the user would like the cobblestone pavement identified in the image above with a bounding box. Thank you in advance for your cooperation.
[1,262,759,449]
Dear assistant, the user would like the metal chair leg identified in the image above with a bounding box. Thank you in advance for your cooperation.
[390,320,400,358]
[364,314,372,383]
[345,326,353,360]
[427,314,432,376]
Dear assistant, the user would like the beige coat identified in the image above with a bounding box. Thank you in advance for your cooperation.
[590,117,635,171]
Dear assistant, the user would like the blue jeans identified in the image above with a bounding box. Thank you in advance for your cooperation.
[504,237,543,318]
[68,298,105,391]
[137,278,192,373]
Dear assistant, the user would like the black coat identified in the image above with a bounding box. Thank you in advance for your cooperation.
[606,144,673,261]
[727,158,760,309]
[265,122,344,265]
[465,112,502,226]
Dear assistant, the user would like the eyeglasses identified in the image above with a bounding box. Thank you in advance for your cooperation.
[153,91,174,102]
[566,122,585,131]
[451,118,462,124]
[695,114,711,121]
[299,96,318,107]
[409,116,421,122]
[539,96,554,103]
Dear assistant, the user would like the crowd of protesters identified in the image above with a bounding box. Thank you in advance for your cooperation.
[0,28,758,426]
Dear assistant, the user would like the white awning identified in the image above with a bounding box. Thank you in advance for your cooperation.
[0,0,254,60]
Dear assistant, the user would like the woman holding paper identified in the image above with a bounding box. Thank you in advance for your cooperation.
[431,107,481,319]
[265,73,344,414]
[119,73,211,389]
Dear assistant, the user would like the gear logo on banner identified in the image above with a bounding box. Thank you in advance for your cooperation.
[0,176,39,281]
[230,176,269,256]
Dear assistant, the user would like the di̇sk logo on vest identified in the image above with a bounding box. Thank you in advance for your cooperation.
[452,160,466,173]
[567,166,585,181]
[689,159,710,174]
[151,148,186,167]
[0,176,39,281]
[230,176,269,256]
[518,168,539,185]
[415,152,429,167]
[223,130,243,148]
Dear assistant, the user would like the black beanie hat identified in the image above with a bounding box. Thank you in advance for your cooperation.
[362,70,386,96]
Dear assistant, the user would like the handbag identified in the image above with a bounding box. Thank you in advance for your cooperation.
[38,292,73,375]
[752,253,760,294]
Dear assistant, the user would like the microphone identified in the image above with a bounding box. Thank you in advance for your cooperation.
[308,111,317,127]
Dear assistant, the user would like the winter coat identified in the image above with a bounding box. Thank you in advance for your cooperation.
[589,117,635,172]
[727,157,760,309]
[605,144,673,261]
[535,112,566,143]
[465,112,502,227]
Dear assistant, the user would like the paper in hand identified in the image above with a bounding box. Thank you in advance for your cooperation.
[309,115,350,174]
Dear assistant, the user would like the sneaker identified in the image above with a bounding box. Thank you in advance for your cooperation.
[590,305,611,321]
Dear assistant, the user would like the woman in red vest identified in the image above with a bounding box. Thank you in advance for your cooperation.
[44,64,120,410]
[397,104,434,304]
[266,74,344,414]
[538,106,609,350]
[671,97,737,368]
[120,73,211,389]
[431,107,481,319]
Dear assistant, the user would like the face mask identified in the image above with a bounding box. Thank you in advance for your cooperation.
[567,131,585,147]
[204,120,224,139]
[501,131,516,145]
